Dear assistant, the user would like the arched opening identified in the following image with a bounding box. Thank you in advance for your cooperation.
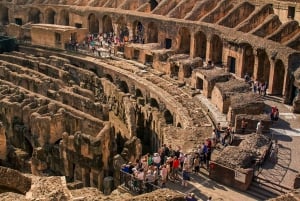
[178,27,191,54]
[177,122,182,128]
[243,44,254,78]
[149,98,159,108]
[272,59,285,95]
[210,34,223,65]
[136,112,157,154]
[0,6,9,25]
[24,137,33,157]
[119,81,129,93]
[135,88,143,97]
[88,13,99,34]
[59,10,69,25]
[194,31,207,59]
[105,74,114,82]
[102,15,113,34]
[257,50,270,83]
[149,0,158,11]
[116,17,129,43]
[116,131,125,154]
[28,8,42,24]
[45,8,56,24]
[164,110,173,125]
[133,21,144,43]
[147,22,158,43]
[196,77,204,90]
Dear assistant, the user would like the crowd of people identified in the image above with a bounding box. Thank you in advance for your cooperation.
[120,123,237,200]
[244,73,268,96]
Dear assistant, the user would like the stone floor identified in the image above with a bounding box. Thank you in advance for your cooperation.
[165,171,257,201]
[258,96,300,189]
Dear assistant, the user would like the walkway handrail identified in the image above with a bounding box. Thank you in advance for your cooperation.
[119,170,160,195]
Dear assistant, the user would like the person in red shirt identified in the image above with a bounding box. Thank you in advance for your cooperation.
[172,156,180,180]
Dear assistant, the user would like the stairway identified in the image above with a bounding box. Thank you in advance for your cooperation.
[246,177,291,201]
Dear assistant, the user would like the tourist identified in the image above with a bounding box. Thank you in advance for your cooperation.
[271,106,279,121]
[160,164,168,187]
[256,120,263,134]
[241,118,248,134]
[270,139,279,163]
[185,193,197,201]
[179,151,185,171]
[172,156,180,180]
[193,154,200,174]
[152,153,161,170]
[207,196,212,201]
[182,165,190,187]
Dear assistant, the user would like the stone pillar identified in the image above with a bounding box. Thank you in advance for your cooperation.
[99,17,103,33]
[0,122,7,161]
[82,168,90,187]
[267,60,276,95]
[253,50,259,81]
[205,36,212,63]
[190,32,196,58]
[103,176,114,195]
[127,23,134,42]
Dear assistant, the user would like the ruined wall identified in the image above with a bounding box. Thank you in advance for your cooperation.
[0,122,6,160]
[0,166,32,194]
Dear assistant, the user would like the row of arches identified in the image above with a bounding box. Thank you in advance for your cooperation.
[1,5,290,97]
[104,73,176,126]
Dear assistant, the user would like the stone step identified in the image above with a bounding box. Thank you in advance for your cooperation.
[253,177,291,195]
[247,181,279,201]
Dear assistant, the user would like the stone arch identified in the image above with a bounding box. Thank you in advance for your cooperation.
[194,31,207,59]
[102,15,113,34]
[105,74,114,82]
[135,88,143,97]
[88,13,99,34]
[45,8,56,24]
[24,137,33,157]
[116,16,129,42]
[164,110,173,125]
[147,22,158,43]
[0,6,9,25]
[177,122,182,128]
[178,27,191,54]
[119,80,129,93]
[210,34,223,65]
[257,49,270,83]
[272,59,285,95]
[133,20,144,43]
[242,43,255,78]
[59,9,69,25]
[28,7,42,23]
[149,97,159,108]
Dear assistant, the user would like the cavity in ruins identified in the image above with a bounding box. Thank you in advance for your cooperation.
[0,0,300,200]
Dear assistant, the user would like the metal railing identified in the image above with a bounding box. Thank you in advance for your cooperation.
[119,170,161,195]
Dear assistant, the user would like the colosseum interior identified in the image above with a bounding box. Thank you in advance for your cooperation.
[0,0,300,200]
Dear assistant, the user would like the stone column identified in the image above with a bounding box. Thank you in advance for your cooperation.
[190,32,196,58]
[127,23,134,42]
[267,60,276,95]
[0,122,7,161]
[253,50,259,81]
[205,35,212,63]
[99,17,103,33]
[82,168,90,187]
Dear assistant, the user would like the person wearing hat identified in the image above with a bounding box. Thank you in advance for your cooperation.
[185,192,197,201]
